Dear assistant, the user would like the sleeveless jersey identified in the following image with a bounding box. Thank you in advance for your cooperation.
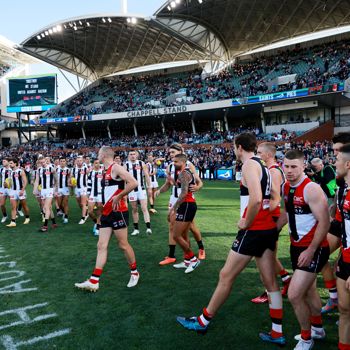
[0,167,11,188]
[72,165,88,189]
[11,168,24,191]
[147,162,156,182]
[169,160,191,198]
[175,168,196,203]
[88,168,104,197]
[284,176,328,247]
[101,163,127,215]
[269,163,286,218]
[38,164,55,189]
[240,157,275,230]
[125,160,145,191]
[57,167,70,189]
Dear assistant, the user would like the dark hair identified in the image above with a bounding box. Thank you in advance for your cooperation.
[8,158,18,165]
[234,133,256,152]
[59,157,66,161]
[285,149,305,160]
[333,132,350,144]
[339,143,350,154]
[169,143,184,152]
[174,153,187,162]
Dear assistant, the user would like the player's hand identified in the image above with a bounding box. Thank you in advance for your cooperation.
[238,218,248,230]
[297,247,315,268]
[19,190,24,196]
[167,176,175,186]
[155,190,160,197]
[346,276,350,291]
[112,195,121,211]
[168,208,176,223]
[189,184,200,192]
[147,189,153,198]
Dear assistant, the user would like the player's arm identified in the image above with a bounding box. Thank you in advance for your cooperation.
[142,162,152,190]
[188,162,203,191]
[297,183,330,267]
[269,168,282,212]
[21,171,28,192]
[157,164,172,194]
[112,164,138,199]
[276,210,288,231]
[172,171,191,212]
[238,160,262,230]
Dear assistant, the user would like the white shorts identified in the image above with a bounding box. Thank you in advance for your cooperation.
[57,188,70,197]
[89,194,102,203]
[128,189,147,202]
[168,195,178,210]
[75,187,88,198]
[10,190,26,201]
[235,171,242,181]
[0,187,10,197]
[41,188,54,200]
[151,180,158,189]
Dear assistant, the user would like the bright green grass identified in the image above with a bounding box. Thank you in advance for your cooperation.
[0,181,339,349]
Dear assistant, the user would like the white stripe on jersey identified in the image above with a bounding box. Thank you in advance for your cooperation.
[72,165,88,189]
[125,161,145,189]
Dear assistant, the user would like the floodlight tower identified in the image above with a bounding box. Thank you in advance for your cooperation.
[121,0,128,14]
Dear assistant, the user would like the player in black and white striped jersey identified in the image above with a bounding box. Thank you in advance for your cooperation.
[125,151,152,236]
[6,158,30,227]
[87,159,104,236]
[0,158,11,223]
[56,158,71,224]
[32,158,45,222]
[71,155,90,224]
[146,153,158,214]
[34,157,58,232]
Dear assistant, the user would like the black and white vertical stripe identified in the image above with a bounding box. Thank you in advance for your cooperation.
[87,169,104,197]
[72,165,88,189]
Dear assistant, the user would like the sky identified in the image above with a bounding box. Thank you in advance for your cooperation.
[0,0,165,101]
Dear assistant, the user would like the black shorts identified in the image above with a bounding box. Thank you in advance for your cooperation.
[100,211,129,230]
[176,202,197,222]
[231,228,278,257]
[328,219,342,239]
[336,255,350,281]
[290,245,330,273]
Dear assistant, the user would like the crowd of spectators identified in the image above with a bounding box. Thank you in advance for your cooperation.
[44,38,350,119]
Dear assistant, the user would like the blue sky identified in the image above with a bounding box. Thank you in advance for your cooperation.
[0,0,165,102]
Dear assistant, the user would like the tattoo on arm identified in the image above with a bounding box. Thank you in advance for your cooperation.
[173,171,191,210]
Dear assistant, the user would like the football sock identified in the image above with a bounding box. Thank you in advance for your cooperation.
[130,262,138,275]
[325,279,338,301]
[268,291,283,338]
[168,245,176,258]
[197,308,212,327]
[197,240,204,250]
[89,268,102,284]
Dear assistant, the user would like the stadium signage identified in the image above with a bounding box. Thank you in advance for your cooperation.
[126,105,188,118]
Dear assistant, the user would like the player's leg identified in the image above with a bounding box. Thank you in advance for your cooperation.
[140,197,151,234]
[149,187,158,214]
[19,198,30,224]
[0,193,7,222]
[6,197,17,227]
[337,277,350,349]
[190,220,205,260]
[41,197,52,231]
[62,194,69,223]
[130,200,139,235]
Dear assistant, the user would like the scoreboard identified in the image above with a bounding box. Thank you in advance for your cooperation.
[7,74,57,113]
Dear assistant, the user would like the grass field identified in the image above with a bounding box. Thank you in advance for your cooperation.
[0,181,339,350]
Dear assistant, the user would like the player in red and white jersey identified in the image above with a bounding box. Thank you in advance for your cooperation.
[177,133,285,346]
[277,149,330,350]
[331,143,350,350]
[251,143,291,304]
[75,146,139,292]
[0,158,11,223]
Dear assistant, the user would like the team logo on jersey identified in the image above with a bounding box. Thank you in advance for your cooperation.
[344,199,350,210]
[309,260,316,270]
[293,196,305,205]
[233,239,239,248]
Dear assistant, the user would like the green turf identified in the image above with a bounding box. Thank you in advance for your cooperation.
[0,181,339,349]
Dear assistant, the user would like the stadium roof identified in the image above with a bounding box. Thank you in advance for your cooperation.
[19,0,350,80]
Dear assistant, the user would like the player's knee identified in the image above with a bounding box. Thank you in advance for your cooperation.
[118,240,129,251]
[288,289,302,304]
[338,299,350,315]
[219,267,234,284]
[97,241,108,252]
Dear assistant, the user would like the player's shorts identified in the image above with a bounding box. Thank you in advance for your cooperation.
[235,171,242,181]
[336,255,350,281]
[89,194,102,203]
[57,188,70,197]
[40,188,54,200]
[9,190,26,201]
[100,211,129,230]
[151,180,158,189]
[128,188,146,202]
[232,228,278,257]
[290,245,330,273]
[74,187,88,198]
[168,195,177,210]
[328,219,342,239]
[0,187,9,197]
[175,202,197,222]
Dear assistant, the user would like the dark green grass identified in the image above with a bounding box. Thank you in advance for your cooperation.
[0,181,339,349]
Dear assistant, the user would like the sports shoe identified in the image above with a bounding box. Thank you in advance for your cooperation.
[294,327,326,341]
[127,273,139,288]
[131,229,140,236]
[42,214,45,223]
[74,280,99,292]
[57,210,63,217]
[51,224,58,229]
[40,225,48,232]
[293,339,314,350]
[185,259,200,274]
[1,216,7,223]
[94,229,99,237]
[159,256,176,265]
[23,218,30,225]
[146,228,152,235]
[78,218,86,225]
[63,218,68,224]
[251,291,268,304]
[17,210,24,217]
[259,332,286,346]
[149,208,157,214]
[6,222,16,227]
[281,278,291,297]
[198,249,206,260]
[176,316,207,334]
[92,223,97,235]
[321,298,338,314]
[173,261,189,269]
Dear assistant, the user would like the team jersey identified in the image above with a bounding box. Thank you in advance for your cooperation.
[284,176,328,247]
[101,163,127,215]
[38,164,55,189]
[88,168,104,197]
[147,162,157,182]
[269,163,286,218]
[240,157,275,230]
[72,165,88,189]
[125,160,145,190]
[174,168,196,203]
[10,168,24,191]
[0,167,11,188]
[169,160,191,198]
[57,166,70,189]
